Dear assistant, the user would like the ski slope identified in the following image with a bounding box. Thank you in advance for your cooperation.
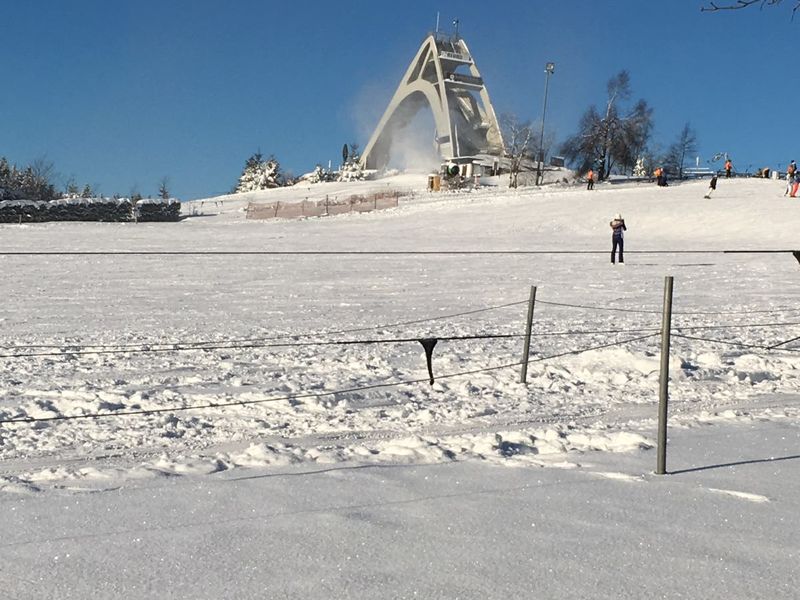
[1,175,798,598]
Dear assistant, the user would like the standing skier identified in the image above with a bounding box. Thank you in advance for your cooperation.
[725,159,733,178]
[791,171,800,198]
[704,174,718,198]
[610,213,626,264]
[786,161,797,196]
[587,168,595,190]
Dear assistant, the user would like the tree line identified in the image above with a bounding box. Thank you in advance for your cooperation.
[559,70,698,181]
[0,156,172,202]
[501,69,700,186]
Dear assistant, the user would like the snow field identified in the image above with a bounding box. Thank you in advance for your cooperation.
[1,175,799,493]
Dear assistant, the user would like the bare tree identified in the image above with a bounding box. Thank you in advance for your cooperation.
[701,0,799,17]
[610,100,654,175]
[560,71,653,179]
[30,157,56,185]
[500,114,535,188]
[663,123,698,178]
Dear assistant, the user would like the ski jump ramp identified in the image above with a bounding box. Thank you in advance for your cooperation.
[360,32,504,170]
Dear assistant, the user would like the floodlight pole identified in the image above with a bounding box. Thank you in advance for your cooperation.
[536,62,555,186]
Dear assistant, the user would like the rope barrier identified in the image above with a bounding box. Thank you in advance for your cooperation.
[539,299,800,317]
[674,320,800,332]
[0,332,527,360]
[537,299,662,314]
[768,333,800,350]
[3,317,795,361]
[0,249,797,256]
[672,333,800,353]
[0,299,529,353]
[0,326,668,359]
[0,332,659,426]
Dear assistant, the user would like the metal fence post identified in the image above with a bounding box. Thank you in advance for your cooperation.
[519,286,537,384]
[656,275,674,475]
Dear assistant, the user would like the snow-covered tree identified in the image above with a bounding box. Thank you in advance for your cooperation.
[235,152,284,193]
[304,165,334,184]
[0,157,15,200]
[337,144,365,182]
[500,114,535,188]
[0,156,57,201]
[63,177,80,198]
[633,157,647,177]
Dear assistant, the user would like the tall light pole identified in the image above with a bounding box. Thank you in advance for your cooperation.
[536,62,555,186]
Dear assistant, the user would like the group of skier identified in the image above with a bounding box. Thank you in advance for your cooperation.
[591,156,798,264]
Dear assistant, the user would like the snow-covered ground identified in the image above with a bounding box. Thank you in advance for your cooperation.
[1,175,798,598]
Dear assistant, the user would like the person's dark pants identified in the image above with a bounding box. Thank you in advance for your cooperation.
[726,169,731,178]
[587,180,594,190]
[612,236,624,264]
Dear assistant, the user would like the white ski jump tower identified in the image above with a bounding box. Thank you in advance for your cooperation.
[360,29,504,170]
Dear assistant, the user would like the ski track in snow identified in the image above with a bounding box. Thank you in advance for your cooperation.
[1,176,799,492]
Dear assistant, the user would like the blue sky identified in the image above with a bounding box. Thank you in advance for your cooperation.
[3,1,796,199]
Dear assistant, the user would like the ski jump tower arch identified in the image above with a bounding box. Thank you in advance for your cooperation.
[360,31,504,170]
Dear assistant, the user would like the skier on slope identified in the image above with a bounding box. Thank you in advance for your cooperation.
[704,174,718,199]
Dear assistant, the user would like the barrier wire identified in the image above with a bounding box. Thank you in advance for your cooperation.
[0,332,659,426]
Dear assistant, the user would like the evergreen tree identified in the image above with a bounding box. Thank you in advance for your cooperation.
[0,159,57,201]
[81,184,93,198]
[337,144,365,182]
[64,177,80,198]
[305,165,332,184]
[0,157,13,200]
[158,177,170,199]
[235,152,284,193]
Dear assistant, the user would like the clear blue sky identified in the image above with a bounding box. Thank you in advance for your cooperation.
[3,0,796,199]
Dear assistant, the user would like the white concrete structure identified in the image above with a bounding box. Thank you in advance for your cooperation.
[361,32,504,170]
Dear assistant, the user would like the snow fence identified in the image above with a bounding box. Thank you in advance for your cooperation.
[0,198,181,223]
[246,191,403,220]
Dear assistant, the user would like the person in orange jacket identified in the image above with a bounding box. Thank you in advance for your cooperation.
[725,159,733,178]
[587,168,595,190]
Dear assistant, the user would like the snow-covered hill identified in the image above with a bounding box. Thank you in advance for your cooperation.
[1,175,798,598]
